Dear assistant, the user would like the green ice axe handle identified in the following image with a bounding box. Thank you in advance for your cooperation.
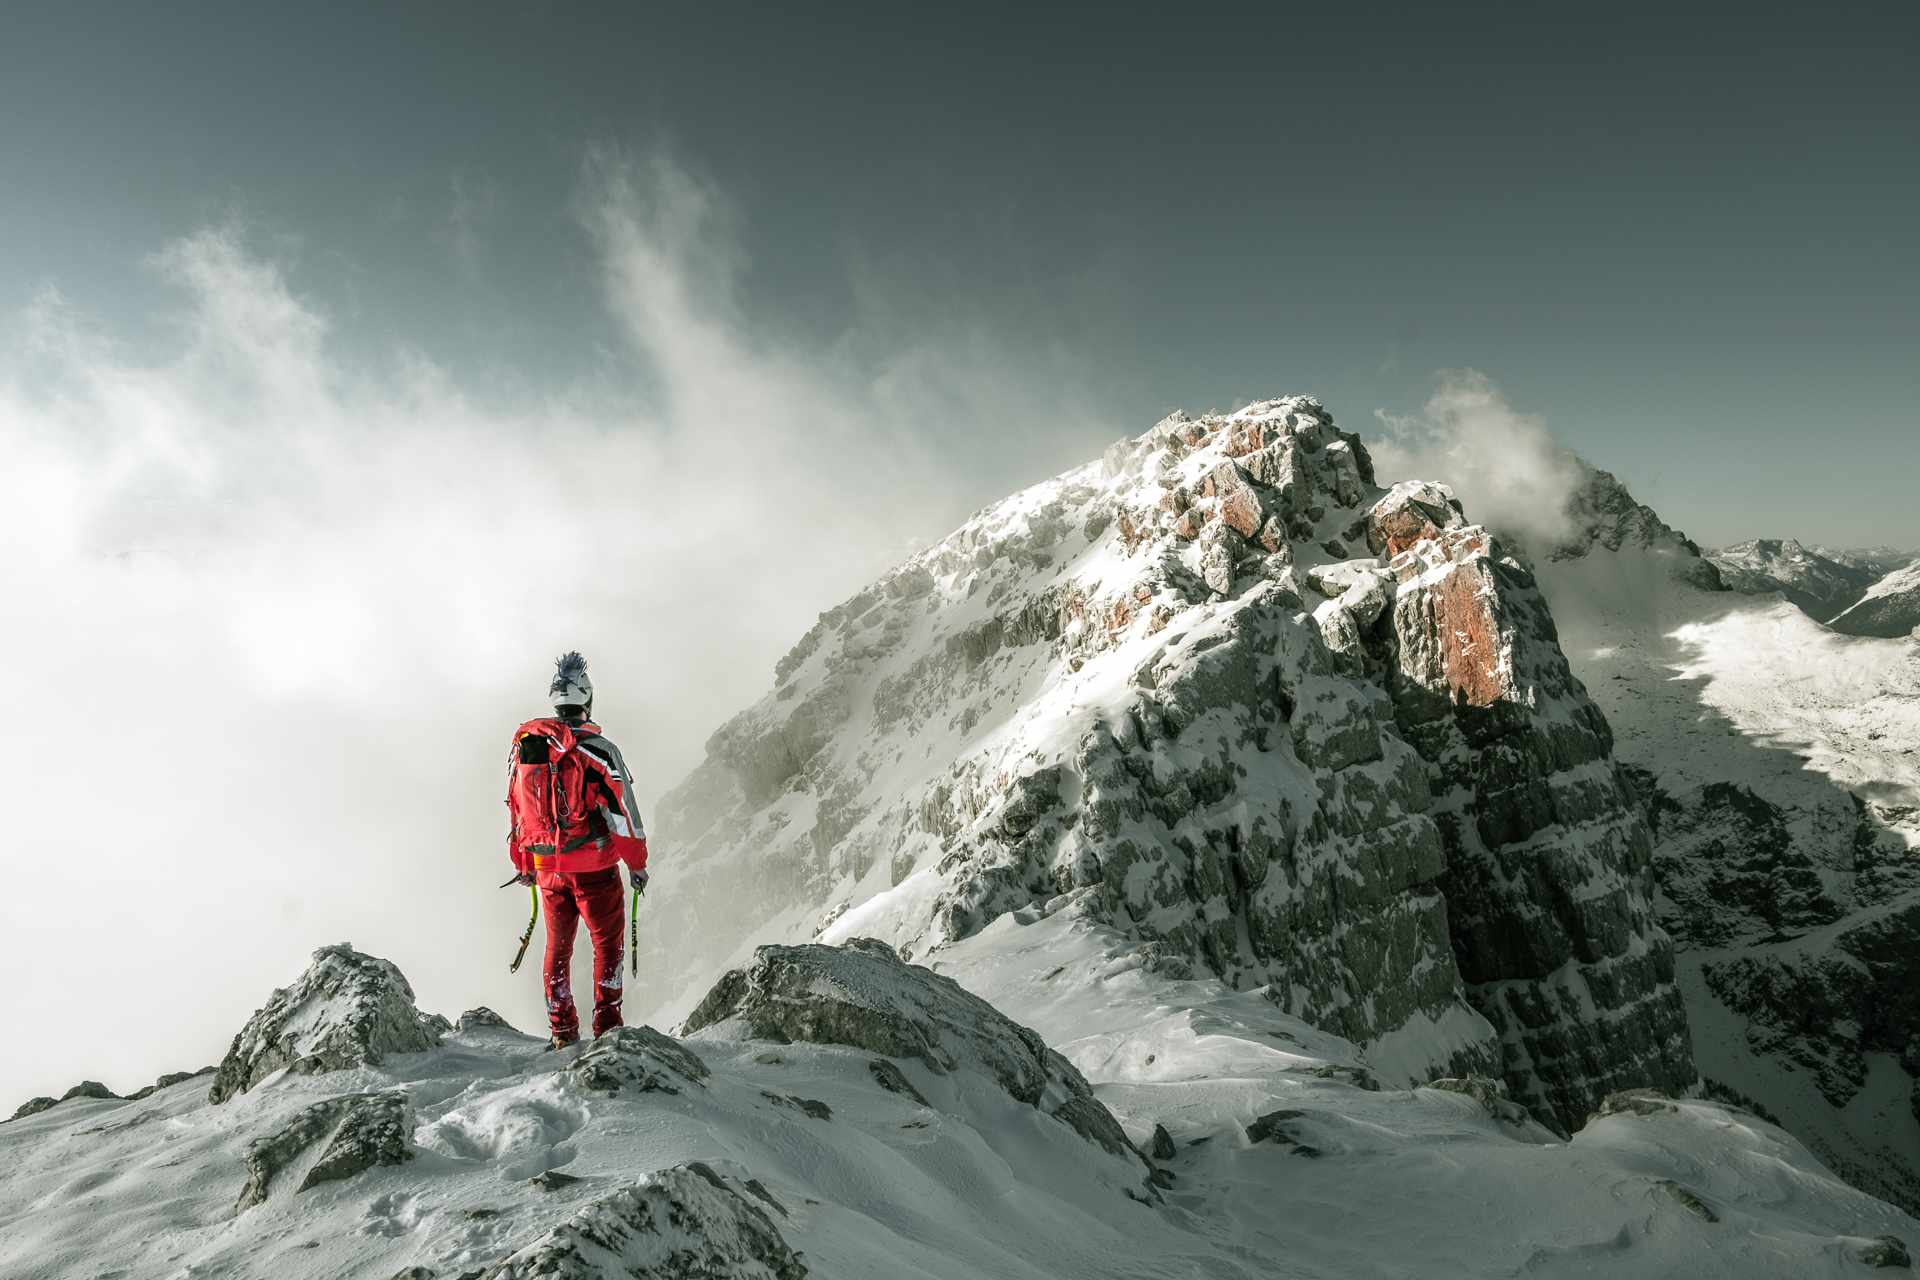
[630,886,640,976]
[509,885,538,974]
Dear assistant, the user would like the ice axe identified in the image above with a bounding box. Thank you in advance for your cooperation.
[630,879,644,976]
[505,881,538,973]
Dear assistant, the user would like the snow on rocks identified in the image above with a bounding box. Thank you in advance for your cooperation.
[476,1163,807,1280]
[682,938,1141,1162]
[457,1007,517,1033]
[4,927,1919,1279]
[1832,559,1920,638]
[236,1088,412,1209]
[209,943,449,1103]
[569,1025,710,1097]
[5,1079,116,1122]
[1366,479,1465,557]
[1423,1075,1565,1140]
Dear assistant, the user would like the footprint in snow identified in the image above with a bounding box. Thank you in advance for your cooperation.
[362,1189,429,1238]
[413,1078,587,1182]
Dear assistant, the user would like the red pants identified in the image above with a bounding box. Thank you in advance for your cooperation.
[539,867,626,1040]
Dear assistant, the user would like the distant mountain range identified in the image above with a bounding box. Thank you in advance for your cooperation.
[1707,538,1919,635]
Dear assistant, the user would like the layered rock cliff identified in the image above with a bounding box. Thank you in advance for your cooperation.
[647,396,1695,1132]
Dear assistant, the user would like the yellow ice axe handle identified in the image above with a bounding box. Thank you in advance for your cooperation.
[509,884,538,973]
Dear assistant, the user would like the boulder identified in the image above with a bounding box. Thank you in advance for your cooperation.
[456,1007,516,1033]
[569,1026,710,1097]
[684,940,1139,1161]
[479,1163,807,1279]
[1854,1235,1912,1268]
[210,944,448,1104]
[1367,480,1464,557]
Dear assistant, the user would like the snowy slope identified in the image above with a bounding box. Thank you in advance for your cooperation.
[3,939,1915,1280]
[1528,471,1920,1214]
[1832,560,1920,639]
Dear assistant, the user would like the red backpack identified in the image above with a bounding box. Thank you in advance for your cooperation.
[506,717,608,865]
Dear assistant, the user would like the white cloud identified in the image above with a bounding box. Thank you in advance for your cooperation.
[1369,370,1586,551]
[0,149,1118,1104]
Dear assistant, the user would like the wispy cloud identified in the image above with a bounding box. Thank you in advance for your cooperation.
[442,170,502,277]
[1369,370,1587,550]
[0,148,1118,1103]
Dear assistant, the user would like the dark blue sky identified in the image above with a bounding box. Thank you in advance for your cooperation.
[5,1,1916,544]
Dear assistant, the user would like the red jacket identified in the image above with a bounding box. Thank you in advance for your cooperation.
[505,717,649,883]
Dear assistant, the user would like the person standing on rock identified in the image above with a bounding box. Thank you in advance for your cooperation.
[504,652,650,1049]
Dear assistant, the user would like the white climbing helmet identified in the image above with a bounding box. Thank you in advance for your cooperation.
[548,650,593,715]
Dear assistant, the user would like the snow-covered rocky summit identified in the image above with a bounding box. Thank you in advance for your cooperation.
[7,937,1918,1278]
[210,942,451,1104]
[648,396,1692,1135]
[1543,462,1724,591]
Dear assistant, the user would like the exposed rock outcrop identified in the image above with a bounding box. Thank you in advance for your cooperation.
[237,1089,412,1209]
[1377,489,1694,1127]
[210,944,448,1104]
[456,1007,516,1033]
[478,1163,807,1279]
[6,1080,117,1123]
[569,1025,710,1097]
[684,939,1139,1161]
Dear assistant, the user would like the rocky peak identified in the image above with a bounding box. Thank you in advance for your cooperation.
[650,395,1695,1132]
[1545,464,1723,590]
[208,943,448,1104]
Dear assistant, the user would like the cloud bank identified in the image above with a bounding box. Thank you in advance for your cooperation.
[0,150,1119,1103]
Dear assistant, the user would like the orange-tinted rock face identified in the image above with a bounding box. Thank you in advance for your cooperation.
[1391,528,1511,708]
[1425,559,1507,707]
[1217,480,1268,541]
[1222,421,1272,457]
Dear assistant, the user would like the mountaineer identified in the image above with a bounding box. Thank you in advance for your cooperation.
[504,652,649,1048]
